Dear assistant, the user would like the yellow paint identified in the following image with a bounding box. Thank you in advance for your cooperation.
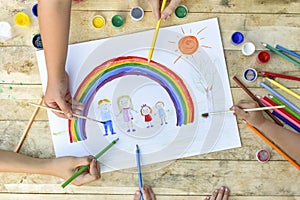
[14,12,31,26]
[92,16,105,28]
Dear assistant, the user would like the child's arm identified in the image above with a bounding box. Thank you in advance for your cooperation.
[147,0,182,20]
[0,150,100,186]
[233,100,300,164]
[38,0,75,119]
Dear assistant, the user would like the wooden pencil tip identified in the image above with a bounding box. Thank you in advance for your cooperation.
[261,42,266,46]
[147,59,151,63]
[201,113,209,118]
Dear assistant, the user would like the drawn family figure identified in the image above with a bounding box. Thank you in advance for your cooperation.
[155,101,168,125]
[117,95,136,132]
[140,104,154,128]
[98,99,116,136]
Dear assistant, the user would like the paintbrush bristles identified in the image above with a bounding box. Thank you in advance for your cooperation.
[202,105,285,118]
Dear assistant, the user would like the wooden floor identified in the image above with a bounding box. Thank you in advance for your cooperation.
[1,0,300,199]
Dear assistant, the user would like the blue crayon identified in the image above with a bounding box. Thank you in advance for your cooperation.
[276,45,300,59]
[272,111,300,133]
[261,82,300,115]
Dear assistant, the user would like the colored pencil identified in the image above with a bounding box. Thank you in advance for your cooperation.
[272,111,300,133]
[243,120,300,170]
[259,71,300,82]
[275,44,300,59]
[14,97,44,153]
[268,94,300,120]
[259,96,300,129]
[136,144,144,200]
[261,82,300,114]
[266,78,300,100]
[29,102,105,124]
[61,138,119,188]
[201,105,285,117]
[233,76,283,126]
[147,0,167,62]
[261,42,300,67]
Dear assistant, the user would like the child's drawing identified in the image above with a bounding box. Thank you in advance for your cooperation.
[155,101,168,125]
[117,95,136,132]
[140,104,154,128]
[98,99,116,136]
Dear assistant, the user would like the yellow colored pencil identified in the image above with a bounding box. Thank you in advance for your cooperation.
[243,120,300,170]
[266,78,300,100]
[147,0,168,62]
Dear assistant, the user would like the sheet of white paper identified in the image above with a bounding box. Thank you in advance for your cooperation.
[36,18,241,173]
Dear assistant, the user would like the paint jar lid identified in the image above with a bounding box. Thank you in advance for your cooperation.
[32,4,38,17]
[256,50,270,64]
[14,12,31,26]
[111,15,124,28]
[256,149,270,163]
[32,33,43,50]
[231,32,244,45]
[243,68,258,82]
[0,21,13,39]
[130,6,144,21]
[175,5,188,18]
[92,15,105,29]
[242,42,255,56]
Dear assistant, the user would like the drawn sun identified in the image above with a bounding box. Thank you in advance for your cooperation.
[169,26,212,64]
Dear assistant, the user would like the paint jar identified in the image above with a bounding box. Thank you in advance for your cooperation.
[242,42,255,56]
[243,68,258,82]
[175,5,188,18]
[231,32,244,45]
[111,15,125,28]
[32,33,43,50]
[256,50,270,64]
[92,15,105,29]
[32,3,38,17]
[256,149,270,163]
[0,21,13,42]
[14,12,31,27]
[130,6,144,21]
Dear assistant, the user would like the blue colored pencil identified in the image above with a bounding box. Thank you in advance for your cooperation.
[136,144,144,200]
[261,82,300,114]
[276,45,300,59]
[272,111,300,133]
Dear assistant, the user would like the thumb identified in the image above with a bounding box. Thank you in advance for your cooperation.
[56,99,73,118]
[133,190,141,200]
[232,106,248,119]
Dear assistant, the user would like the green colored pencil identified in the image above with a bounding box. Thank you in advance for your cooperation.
[261,42,300,67]
[61,138,119,188]
[268,94,300,120]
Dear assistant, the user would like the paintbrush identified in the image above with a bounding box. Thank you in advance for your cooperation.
[201,105,285,118]
[29,102,105,124]
[147,0,167,62]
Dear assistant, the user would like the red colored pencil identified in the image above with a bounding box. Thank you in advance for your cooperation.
[259,71,300,82]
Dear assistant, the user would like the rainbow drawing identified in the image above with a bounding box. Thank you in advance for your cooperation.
[69,56,194,142]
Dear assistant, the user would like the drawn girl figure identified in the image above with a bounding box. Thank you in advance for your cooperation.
[140,104,154,128]
[98,99,116,136]
[117,95,136,132]
[155,101,168,125]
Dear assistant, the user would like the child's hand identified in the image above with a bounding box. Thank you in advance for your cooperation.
[134,186,156,200]
[147,0,182,20]
[231,100,268,127]
[45,72,83,119]
[52,156,101,186]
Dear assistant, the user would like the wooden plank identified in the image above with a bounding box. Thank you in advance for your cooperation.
[0,161,299,195]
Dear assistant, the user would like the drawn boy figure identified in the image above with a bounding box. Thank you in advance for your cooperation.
[98,99,116,136]
[117,95,136,132]
[140,104,154,128]
[155,101,168,125]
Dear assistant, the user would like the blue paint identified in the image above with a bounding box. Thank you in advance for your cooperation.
[32,3,38,17]
[130,7,144,21]
[231,32,244,45]
[243,68,257,82]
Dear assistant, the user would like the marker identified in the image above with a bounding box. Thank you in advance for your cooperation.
[175,5,188,18]
[136,144,144,200]
[231,32,244,45]
[61,138,119,188]
[130,6,144,21]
